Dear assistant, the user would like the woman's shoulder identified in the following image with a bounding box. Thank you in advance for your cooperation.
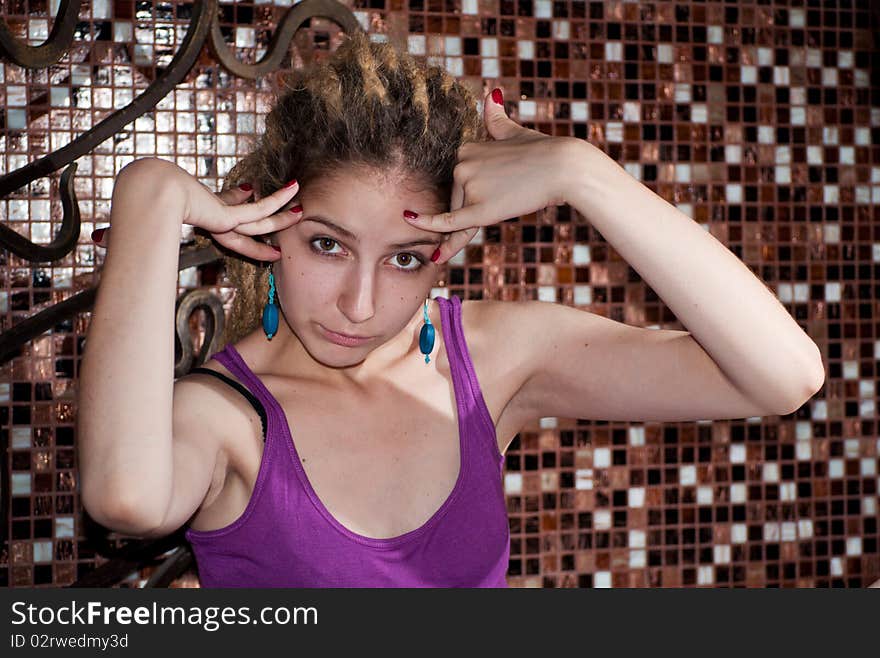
[455,297,515,344]
[456,296,547,347]
[452,296,539,447]
[457,297,539,365]
[449,296,514,337]
[174,349,264,444]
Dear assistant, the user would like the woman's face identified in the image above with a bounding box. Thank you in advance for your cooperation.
[270,165,447,368]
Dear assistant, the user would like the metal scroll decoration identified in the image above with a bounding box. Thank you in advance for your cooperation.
[174,288,228,378]
[0,0,362,587]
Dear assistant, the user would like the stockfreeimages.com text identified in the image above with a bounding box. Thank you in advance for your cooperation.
[10,601,317,632]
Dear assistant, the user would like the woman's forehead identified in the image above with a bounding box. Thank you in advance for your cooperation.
[301,171,446,212]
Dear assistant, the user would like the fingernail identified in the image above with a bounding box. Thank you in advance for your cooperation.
[431,248,441,263]
[403,210,419,220]
[284,178,298,188]
[238,182,253,191]
[271,245,282,252]
[491,88,503,106]
[289,204,303,214]
[91,227,106,243]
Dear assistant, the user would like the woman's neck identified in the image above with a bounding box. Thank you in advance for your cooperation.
[243,299,436,389]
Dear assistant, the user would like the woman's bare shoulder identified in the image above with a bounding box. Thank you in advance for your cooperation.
[458,298,522,347]
[457,298,537,448]
[173,352,264,450]
[167,352,264,529]
[458,297,535,370]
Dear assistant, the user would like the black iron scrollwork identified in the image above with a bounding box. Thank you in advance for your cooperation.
[174,288,227,379]
[0,0,83,69]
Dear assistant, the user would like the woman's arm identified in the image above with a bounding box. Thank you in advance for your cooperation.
[76,159,192,533]
[403,91,823,414]
[77,158,300,537]
[562,141,825,412]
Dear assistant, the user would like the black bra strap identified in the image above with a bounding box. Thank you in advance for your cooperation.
[187,367,267,442]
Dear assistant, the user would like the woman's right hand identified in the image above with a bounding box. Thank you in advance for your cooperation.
[92,158,303,262]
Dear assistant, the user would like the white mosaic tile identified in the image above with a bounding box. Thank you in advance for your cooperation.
[407,35,425,55]
[697,486,713,505]
[628,487,644,507]
[846,537,862,556]
[629,529,646,548]
[605,42,622,62]
[535,0,552,19]
[594,509,611,530]
[629,549,646,569]
[594,571,612,587]
[762,463,779,483]
[713,545,731,564]
[730,483,747,504]
[34,541,53,563]
[628,426,645,446]
[55,517,74,538]
[730,444,746,463]
[697,566,714,585]
[518,40,534,60]
[679,465,696,486]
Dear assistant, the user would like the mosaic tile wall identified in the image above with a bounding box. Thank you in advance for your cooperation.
[1,0,878,588]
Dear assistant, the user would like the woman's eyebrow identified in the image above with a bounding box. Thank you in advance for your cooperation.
[301,216,442,248]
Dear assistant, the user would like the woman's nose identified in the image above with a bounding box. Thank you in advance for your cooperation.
[338,274,377,324]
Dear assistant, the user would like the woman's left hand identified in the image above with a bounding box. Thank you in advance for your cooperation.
[402,87,585,265]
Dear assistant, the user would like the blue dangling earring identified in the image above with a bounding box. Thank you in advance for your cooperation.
[418,298,434,364]
[262,261,279,340]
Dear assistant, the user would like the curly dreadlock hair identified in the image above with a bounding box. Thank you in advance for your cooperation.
[194,30,486,347]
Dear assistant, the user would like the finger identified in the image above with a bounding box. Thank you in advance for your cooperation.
[212,229,282,263]
[226,179,300,224]
[229,203,304,236]
[402,202,487,233]
[217,182,255,205]
[90,226,108,247]
[433,226,478,266]
[431,184,466,265]
[483,87,522,141]
[449,178,464,217]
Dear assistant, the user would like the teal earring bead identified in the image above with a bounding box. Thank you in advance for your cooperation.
[418,298,435,364]
[262,267,279,340]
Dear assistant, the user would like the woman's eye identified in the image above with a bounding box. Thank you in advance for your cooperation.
[392,253,425,272]
[311,237,341,254]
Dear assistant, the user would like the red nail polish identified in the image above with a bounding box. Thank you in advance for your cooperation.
[404,210,419,220]
[491,88,503,106]
[91,227,106,243]
[284,178,298,188]
[431,248,441,263]
[271,245,281,252]
[289,204,303,214]
[238,182,253,191]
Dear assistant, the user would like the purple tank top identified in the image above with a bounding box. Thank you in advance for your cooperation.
[184,295,510,587]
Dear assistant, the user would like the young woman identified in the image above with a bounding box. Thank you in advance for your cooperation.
[77,32,825,588]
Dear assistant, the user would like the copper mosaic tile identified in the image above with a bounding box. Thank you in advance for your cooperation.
[1,0,878,587]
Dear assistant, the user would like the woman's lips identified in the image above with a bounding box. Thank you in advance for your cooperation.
[317,323,374,347]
